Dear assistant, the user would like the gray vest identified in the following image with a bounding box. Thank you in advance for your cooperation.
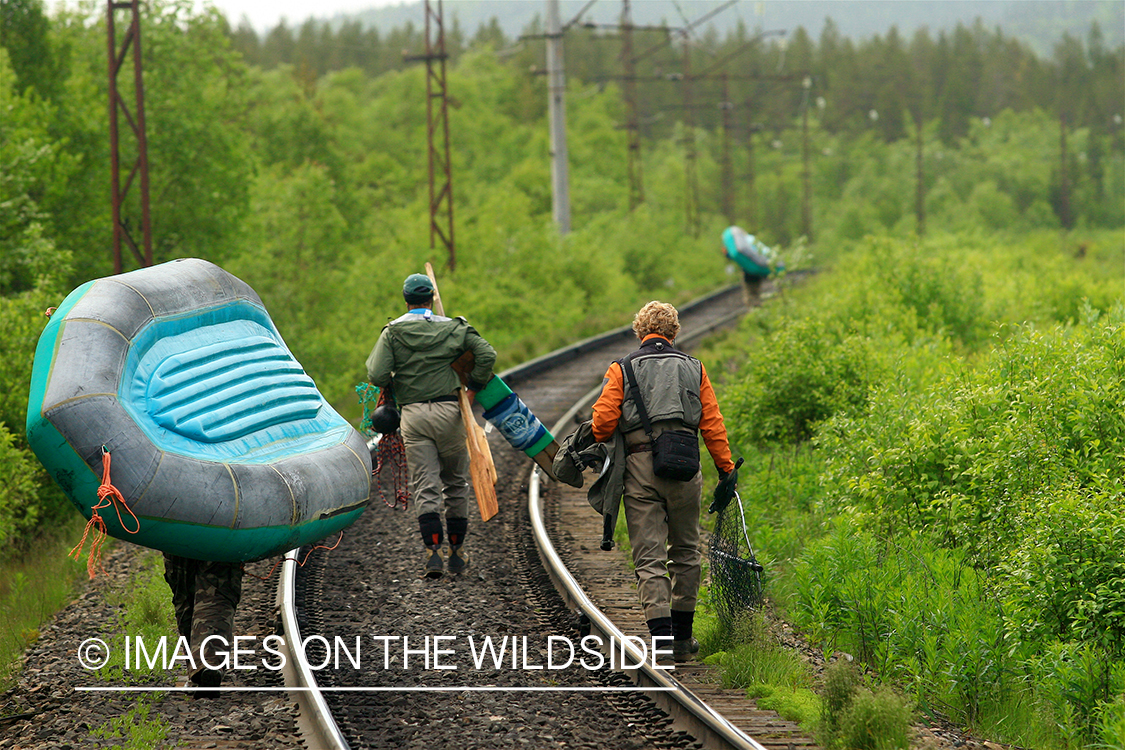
[618,340,703,435]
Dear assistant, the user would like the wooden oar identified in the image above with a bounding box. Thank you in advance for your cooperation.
[424,263,499,522]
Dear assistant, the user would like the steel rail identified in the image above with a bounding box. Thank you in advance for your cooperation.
[277,549,353,750]
[280,282,746,750]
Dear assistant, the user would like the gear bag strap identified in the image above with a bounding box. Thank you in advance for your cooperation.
[619,356,655,441]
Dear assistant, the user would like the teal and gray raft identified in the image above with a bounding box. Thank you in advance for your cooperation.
[25,258,371,563]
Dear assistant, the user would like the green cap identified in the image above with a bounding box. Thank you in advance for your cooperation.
[403,273,434,303]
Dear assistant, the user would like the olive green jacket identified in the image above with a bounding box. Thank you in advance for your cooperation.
[366,311,496,406]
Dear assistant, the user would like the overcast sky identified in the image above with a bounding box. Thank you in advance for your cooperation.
[194,0,404,29]
[46,0,405,31]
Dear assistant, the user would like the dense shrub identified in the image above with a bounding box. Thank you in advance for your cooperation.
[0,424,44,550]
[999,490,1125,655]
[723,316,880,445]
[818,307,1125,557]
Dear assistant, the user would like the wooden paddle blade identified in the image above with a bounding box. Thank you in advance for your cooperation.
[471,450,499,522]
[458,390,498,522]
[477,422,498,485]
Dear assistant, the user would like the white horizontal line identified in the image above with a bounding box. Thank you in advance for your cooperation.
[76,686,680,693]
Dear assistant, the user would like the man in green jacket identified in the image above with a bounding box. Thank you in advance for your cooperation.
[366,273,497,578]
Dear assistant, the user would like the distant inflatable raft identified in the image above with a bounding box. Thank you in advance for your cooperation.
[722,226,784,277]
[25,258,372,563]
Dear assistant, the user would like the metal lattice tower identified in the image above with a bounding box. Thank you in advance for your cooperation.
[620,0,644,209]
[406,0,456,270]
[106,0,152,274]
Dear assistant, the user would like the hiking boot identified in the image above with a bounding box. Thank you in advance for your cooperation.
[672,638,700,663]
[190,668,223,699]
[423,545,444,579]
[447,546,469,575]
[653,645,676,668]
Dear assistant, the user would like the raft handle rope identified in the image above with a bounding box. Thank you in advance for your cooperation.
[69,446,141,579]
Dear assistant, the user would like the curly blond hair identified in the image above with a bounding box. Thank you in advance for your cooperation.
[632,301,680,341]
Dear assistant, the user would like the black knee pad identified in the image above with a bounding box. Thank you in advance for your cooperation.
[447,516,468,548]
[419,512,443,547]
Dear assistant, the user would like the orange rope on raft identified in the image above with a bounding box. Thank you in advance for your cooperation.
[242,531,345,582]
[70,447,141,579]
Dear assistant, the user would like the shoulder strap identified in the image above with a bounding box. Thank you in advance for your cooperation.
[618,356,654,439]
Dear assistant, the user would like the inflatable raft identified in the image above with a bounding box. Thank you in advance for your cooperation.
[722,226,784,277]
[26,259,371,563]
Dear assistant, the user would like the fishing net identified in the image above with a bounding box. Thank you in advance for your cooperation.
[708,490,764,623]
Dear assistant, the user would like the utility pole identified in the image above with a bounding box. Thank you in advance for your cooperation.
[914,114,925,236]
[582,4,670,211]
[405,0,456,270]
[684,26,787,232]
[800,74,812,241]
[745,121,760,228]
[106,0,152,274]
[546,0,571,235]
[1058,113,1071,229]
[720,73,734,225]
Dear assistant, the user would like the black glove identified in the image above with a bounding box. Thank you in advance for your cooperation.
[709,458,743,514]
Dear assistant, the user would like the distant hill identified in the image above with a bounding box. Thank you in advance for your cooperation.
[322,1,1124,58]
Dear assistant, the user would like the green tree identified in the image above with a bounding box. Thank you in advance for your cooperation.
[0,0,65,100]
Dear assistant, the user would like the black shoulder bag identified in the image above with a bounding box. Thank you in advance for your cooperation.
[619,356,700,481]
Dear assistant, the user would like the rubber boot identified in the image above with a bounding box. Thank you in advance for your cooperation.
[647,616,674,666]
[447,545,469,575]
[446,516,469,575]
[419,513,444,578]
[423,545,444,579]
[671,609,699,663]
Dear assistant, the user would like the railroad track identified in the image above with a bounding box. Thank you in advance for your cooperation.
[279,283,820,749]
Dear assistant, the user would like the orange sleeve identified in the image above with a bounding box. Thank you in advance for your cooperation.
[699,363,736,474]
[591,362,624,443]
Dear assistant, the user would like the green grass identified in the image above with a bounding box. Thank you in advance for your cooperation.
[0,517,89,690]
[90,695,171,749]
[95,549,179,685]
[751,683,822,725]
[699,611,811,690]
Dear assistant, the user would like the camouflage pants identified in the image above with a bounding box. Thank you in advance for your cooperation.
[163,555,244,675]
